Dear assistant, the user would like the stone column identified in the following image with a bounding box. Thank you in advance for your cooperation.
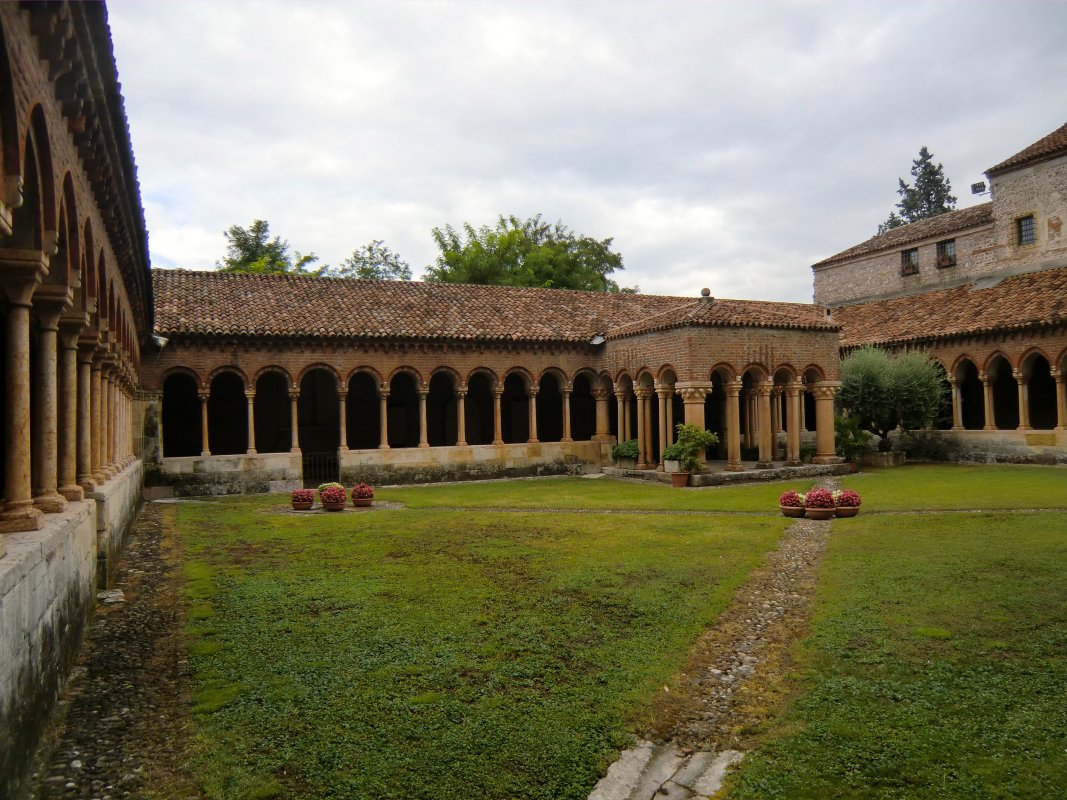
[492,388,504,445]
[337,390,348,452]
[811,382,842,464]
[785,382,802,466]
[199,390,211,456]
[526,389,539,444]
[623,393,632,441]
[678,383,711,467]
[289,390,301,453]
[377,389,390,449]
[561,388,573,443]
[76,344,94,489]
[0,254,47,535]
[245,390,257,454]
[1053,369,1066,431]
[593,389,610,440]
[981,374,995,430]
[634,388,649,467]
[644,392,655,466]
[615,390,626,442]
[666,389,675,445]
[99,367,113,477]
[755,382,773,469]
[1015,370,1031,430]
[107,374,117,474]
[456,389,467,446]
[58,317,85,500]
[724,381,743,471]
[655,388,670,470]
[32,290,71,512]
[949,378,963,430]
[90,353,104,481]
[418,389,429,447]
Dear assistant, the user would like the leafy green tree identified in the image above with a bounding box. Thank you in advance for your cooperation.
[335,240,412,281]
[837,346,947,450]
[216,220,325,275]
[424,214,630,291]
[877,146,957,234]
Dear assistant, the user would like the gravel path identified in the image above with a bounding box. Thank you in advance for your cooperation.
[26,502,201,800]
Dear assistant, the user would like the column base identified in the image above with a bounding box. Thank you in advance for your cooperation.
[1016,426,1032,432]
[247,448,258,455]
[492,440,504,446]
[78,477,97,493]
[456,441,468,447]
[34,491,68,513]
[418,443,429,449]
[561,437,573,443]
[983,425,996,431]
[200,450,210,457]
[527,439,539,444]
[784,459,802,467]
[811,455,844,465]
[290,447,302,454]
[755,461,772,469]
[725,463,745,472]
[59,484,85,502]
[0,503,44,533]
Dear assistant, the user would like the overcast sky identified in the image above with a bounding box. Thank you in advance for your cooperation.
[107,0,1067,303]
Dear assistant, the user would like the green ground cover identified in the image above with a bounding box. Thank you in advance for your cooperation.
[377,475,815,512]
[840,463,1067,511]
[177,490,786,800]
[726,509,1067,799]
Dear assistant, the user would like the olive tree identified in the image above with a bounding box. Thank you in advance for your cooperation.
[838,347,947,450]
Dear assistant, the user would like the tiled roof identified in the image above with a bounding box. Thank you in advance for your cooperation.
[833,266,1067,349]
[152,269,836,343]
[987,122,1067,176]
[813,203,993,268]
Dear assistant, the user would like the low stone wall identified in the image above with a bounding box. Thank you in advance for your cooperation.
[89,460,145,586]
[0,502,97,800]
[934,429,1067,464]
[147,451,302,496]
[605,462,851,486]
[339,441,610,485]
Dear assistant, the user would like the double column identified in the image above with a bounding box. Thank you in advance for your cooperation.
[31,286,73,513]
[784,380,803,466]
[810,382,842,464]
[677,382,712,469]
[1054,368,1066,431]
[654,385,673,470]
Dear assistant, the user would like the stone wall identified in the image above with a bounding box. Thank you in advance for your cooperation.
[89,460,145,587]
[989,153,1067,274]
[148,451,303,497]
[0,502,97,800]
[932,429,1067,464]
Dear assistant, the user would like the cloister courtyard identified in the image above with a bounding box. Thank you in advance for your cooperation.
[26,464,1067,800]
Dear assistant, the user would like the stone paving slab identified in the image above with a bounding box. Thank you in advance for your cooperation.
[588,741,743,799]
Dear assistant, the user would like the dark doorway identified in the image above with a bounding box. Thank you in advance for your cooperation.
[989,357,1019,430]
[537,373,564,443]
[501,373,529,444]
[299,369,339,482]
[1027,356,1057,430]
[162,373,200,457]
[957,360,984,430]
[255,371,291,453]
[427,372,457,447]
[570,373,596,441]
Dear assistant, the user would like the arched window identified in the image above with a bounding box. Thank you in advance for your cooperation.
[298,369,340,482]
[162,373,200,457]
[536,373,564,443]
[427,372,457,447]
[208,372,247,455]
[347,372,380,449]
[254,372,291,453]
[387,372,420,448]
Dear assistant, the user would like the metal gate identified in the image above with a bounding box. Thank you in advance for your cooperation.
[302,451,339,487]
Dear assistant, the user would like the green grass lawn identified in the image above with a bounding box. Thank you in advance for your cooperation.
[725,509,1067,799]
[378,475,816,513]
[173,466,1067,800]
[177,491,786,800]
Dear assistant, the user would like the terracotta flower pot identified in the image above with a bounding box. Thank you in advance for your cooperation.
[780,505,805,518]
[291,501,313,511]
[805,507,835,520]
[322,501,347,512]
[353,498,373,507]
[670,472,690,488]
[834,506,860,518]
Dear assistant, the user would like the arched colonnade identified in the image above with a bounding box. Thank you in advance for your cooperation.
[943,349,1066,432]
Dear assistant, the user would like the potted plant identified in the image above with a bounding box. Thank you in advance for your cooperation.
[803,487,836,520]
[662,442,683,474]
[670,423,719,488]
[778,490,806,518]
[833,489,862,517]
[318,482,348,512]
[611,439,640,470]
[351,482,375,507]
[290,488,315,511]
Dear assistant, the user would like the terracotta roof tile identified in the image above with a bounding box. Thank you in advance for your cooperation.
[813,203,992,268]
[986,122,1067,176]
[152,269,836,343]
[833,266,1067,349]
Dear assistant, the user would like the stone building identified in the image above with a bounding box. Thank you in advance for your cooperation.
[143,270,844,493]
[814,123,1067,461]
[0,4,150,795]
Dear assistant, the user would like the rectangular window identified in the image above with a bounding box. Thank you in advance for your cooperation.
[900,248,919,276]
[936,239,956,268]
[1016,214,1036,246]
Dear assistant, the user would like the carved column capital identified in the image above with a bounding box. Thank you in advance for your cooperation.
[811,381,841,401]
